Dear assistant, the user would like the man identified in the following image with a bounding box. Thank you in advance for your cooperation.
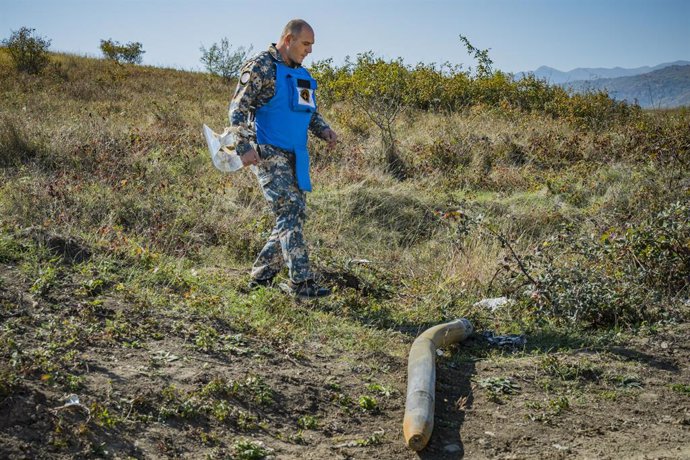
[229,19,337,298]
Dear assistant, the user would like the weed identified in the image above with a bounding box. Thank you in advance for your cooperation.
[158,384,186,419]
[599,390,619,401]
[78,277,105,297]
[66,374,84,392]
[232,439,273,460]
[332,392,353,410]
[210,400,231,422]
[235,411,258,431]
[199,430,221,446]
[91,402,118,429]
[477,377,520,397]
[194,325,219,352]
[221,333,250,355]
[30,262,60,296]
[548,396,570,414]
[670,383,690,396]
[325,380,342,392]
[358,395,379,412]
[49,419,69,449]
[607,374,644,389]
[525,400,543,411]
[538,355,602,382]
[104,312,134,342]
[527,395,571,424]
[241,375,274,406]
[366,383,396,397]
[297,415,318,430]
[355,429,385,446]
[200,377,239,398]
[287,430,308,445]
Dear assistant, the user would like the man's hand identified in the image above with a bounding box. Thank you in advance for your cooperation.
[240,148,260,166]
[321,128,338,149]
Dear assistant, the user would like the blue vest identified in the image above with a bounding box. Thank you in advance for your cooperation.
[255,62,317,192]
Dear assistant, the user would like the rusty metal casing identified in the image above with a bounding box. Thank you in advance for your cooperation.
[403,318,473,451]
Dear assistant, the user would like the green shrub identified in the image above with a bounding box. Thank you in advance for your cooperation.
[199,38,252,82]
[607,201,690,295]
[311,51,637,128]
[100,39,145,64]
[2,27,51,74]
[534,201,690,327]
[560,90,639,130]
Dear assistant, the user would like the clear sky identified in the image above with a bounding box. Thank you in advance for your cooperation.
[2,0,689,73]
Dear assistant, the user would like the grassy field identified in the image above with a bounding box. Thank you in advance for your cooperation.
[1,50,688,459]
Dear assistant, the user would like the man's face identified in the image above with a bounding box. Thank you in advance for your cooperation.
[286,27,314,65]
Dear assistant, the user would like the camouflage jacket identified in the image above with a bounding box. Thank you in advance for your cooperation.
[228,44,331,156]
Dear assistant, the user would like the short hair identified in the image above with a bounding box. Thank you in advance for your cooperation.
[281,19,312,39]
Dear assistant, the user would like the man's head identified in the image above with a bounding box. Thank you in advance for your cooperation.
[277,19,314,66]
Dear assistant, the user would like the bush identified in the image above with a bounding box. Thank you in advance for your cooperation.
[199,38,252,82]
[100,39,145,64]
[311,52,637,128]
[2,27,51,74]
[312,52,412,178]
[532,201,690,327]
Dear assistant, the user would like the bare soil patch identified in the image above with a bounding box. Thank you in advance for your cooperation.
[1,262,688,459]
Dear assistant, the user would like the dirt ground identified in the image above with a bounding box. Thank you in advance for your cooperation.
[1,261,688,459]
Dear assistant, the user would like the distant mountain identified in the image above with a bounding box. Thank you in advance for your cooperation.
[565,64,690,108]
[518,61,690,85]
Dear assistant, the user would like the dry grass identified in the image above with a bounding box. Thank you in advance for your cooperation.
[1,48,687,330]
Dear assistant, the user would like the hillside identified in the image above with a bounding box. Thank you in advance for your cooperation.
[1,50,689,459]
[565,64,690,108]
[521,60,690,84]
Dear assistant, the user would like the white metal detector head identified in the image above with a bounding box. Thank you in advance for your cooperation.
[203,124,244,172]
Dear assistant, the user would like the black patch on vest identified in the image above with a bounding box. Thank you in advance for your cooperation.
[297,79,311,89]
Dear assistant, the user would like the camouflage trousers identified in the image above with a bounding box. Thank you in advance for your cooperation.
[250,144,312,283]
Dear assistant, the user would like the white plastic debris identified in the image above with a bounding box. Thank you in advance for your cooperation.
[203,124,244,172]
[50,393,91,420]
[349,258,372,265]
[64,394,81,407]
[473,296,515,312]
[482,331,527,348]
